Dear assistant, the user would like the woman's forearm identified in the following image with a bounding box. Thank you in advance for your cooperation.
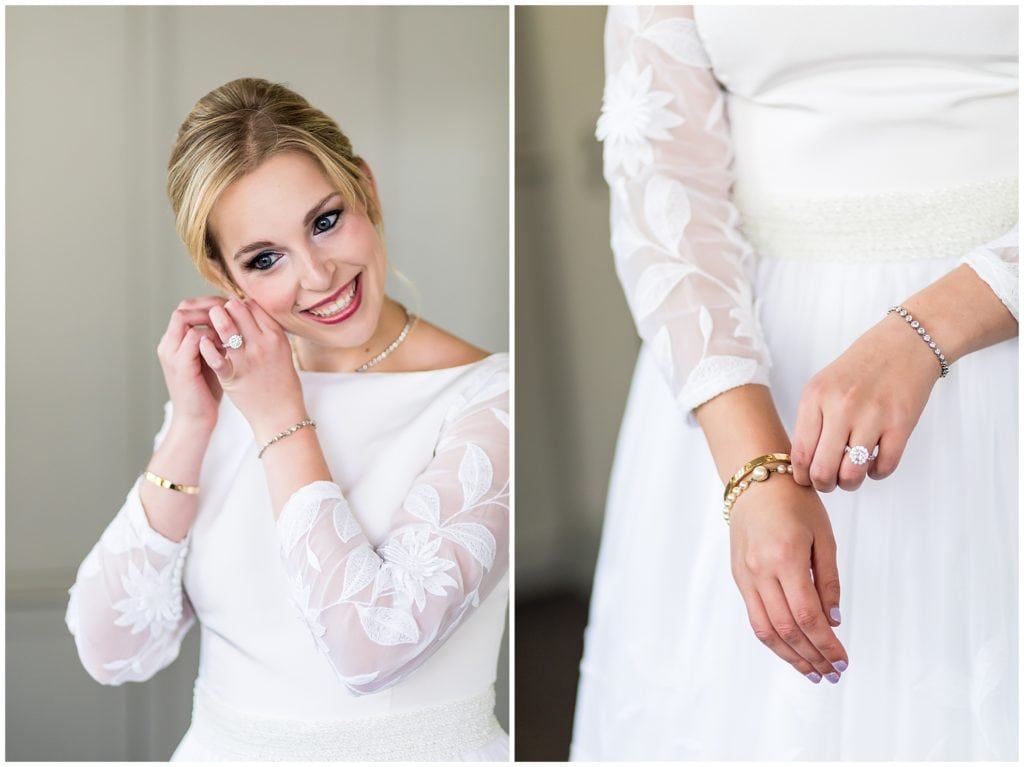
[253,408,333,517]
[141,420,213,542]
[900,263,1017,366]
[695,384,793,483]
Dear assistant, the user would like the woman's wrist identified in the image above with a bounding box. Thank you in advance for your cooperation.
[250,405,311,446]
[695,384,793,483]
[900,263,1018,366]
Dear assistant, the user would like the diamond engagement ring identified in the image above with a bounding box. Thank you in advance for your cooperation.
[844,444,879,466]
[223,334,243,350]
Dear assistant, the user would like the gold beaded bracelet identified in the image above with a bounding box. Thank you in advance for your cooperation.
[143,470,199,495]
[722,453,792,525]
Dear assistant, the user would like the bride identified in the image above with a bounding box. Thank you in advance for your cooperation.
[65,78,509,761]
[573,6,1017,760]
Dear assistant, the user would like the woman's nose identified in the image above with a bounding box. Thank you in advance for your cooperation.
[297,251,334,292]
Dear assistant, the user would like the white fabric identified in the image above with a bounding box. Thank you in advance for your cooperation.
[66,353,509,761]
[574,6,1018,761]
[179,680,504,761]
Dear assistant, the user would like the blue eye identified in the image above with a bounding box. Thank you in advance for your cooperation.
[244,251,281,271]
[313,210,341,234]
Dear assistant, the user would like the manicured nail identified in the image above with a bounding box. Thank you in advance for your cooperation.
[825,672,840,684]
[834,660,848,672]
[805,672,822,684]
[829,607,842,624]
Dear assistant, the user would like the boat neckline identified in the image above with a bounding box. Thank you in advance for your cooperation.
[295,351,506,378]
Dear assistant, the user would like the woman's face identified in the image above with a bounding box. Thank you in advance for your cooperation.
[208,151,387,352]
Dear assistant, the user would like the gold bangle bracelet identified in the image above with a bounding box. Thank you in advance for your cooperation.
[723,452,791,501]
[144,470,199,495]
[723,462,794,525]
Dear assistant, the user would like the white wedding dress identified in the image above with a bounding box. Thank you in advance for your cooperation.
[573,7,1017,761]
[66,353,509,761]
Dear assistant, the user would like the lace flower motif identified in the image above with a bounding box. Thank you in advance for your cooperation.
[111,559,181,638]
[379,528,458,612]
[597,57,683,177]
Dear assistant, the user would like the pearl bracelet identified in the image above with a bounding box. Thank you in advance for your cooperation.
[887,305,949,378]
[723,459,793,525]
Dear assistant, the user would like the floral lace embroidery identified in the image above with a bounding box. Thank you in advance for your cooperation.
[276,363,509,694]
[65,477,195,685]
[599,6,772,422]
[960,224,1019,322]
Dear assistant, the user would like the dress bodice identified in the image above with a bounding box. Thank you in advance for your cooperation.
[67,353,509,726]
[694,6,1018,196]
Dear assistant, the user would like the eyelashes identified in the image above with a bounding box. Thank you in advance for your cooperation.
[242,208,344,272]
[313,210,341,234]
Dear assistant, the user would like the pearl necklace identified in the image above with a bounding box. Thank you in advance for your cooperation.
[290,304,418,373]
[355,306,418,372]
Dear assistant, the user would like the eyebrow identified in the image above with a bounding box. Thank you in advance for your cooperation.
[231,192,342,262]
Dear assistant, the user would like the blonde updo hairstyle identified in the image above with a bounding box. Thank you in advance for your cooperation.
[167,77,380,292]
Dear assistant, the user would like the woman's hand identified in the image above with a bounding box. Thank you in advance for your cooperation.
[790,318,939,493]
[730,477,848,683]
[157,296,228,433]
[198,297,307,440]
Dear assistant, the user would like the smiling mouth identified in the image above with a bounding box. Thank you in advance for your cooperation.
[303,274,361,322]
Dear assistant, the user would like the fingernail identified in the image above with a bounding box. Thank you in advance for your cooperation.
[829,607,842,624]
[834,660,848,672]
[825,672,840,684]
[805,672,822,684]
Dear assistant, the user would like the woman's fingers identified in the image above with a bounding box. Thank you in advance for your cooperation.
[778,566,847,673]
[760,577,842,681]
[222,298,262,341]
[867,430,905,480]
[811,536,842,628]
[208,303,244,350]
[160,308,212,355]
[198,335,233,381]
[739,584,824,683]
[244,297,279,334]
[808,414,850,493]
[790,397,822,487]
[836,427,882,491]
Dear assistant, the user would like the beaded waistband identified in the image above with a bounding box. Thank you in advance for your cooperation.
[734,176,1017,263]
[188,681,502,761]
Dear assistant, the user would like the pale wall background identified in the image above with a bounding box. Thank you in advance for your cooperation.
[516,5,637,597]
[6,5,508,760]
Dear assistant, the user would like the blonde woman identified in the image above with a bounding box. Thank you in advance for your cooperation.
[572,5,1017,760]
[65,78,509,761]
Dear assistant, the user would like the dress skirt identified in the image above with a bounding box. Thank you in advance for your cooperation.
[571,222,1018,760]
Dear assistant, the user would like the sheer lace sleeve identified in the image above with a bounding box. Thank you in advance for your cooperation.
[598,6,771,424]
[960,223,1019,321]
[65,403,195,685]
[277,359,509,695]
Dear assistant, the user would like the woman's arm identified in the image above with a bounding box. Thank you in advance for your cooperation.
[791,233,1019,493]
[66,403,200,684]
[272,367,508,694]
[66,297,226,684]
[696,386,848,684]
[600,6,772,421]
[600,6,846,683]
[200,299,508,694]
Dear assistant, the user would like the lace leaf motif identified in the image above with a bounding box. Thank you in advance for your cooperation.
[356,604,421,646]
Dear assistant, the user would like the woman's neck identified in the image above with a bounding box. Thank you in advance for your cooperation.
[291,296,413,373]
